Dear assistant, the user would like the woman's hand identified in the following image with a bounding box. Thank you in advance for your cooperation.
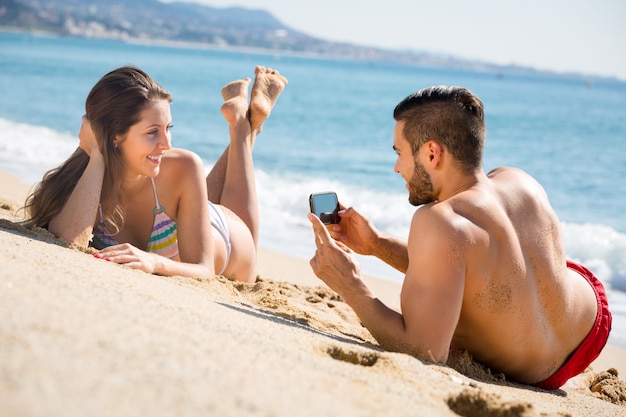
[93,243,163,274]
[78,115,100,157]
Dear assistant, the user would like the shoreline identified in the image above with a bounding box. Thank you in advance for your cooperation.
[1,170,625,415]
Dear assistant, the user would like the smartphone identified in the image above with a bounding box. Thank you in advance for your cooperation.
[309,192,341,224]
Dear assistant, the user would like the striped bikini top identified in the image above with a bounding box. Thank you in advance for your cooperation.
[92,178,180,259]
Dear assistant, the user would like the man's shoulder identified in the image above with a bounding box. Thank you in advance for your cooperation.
[409,203,469,240]
[487,166,528,179]
[487,166,543,190]
[488,166,548,202]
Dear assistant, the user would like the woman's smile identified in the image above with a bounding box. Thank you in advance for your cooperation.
[147,154,163,164]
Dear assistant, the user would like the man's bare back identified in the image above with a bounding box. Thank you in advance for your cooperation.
[437,166,598,383]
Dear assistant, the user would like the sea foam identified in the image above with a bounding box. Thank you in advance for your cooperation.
[2,117,625,346]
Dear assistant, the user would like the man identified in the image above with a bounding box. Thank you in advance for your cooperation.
[308,86,611,389]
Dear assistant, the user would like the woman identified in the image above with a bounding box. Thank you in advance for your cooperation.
[23,65,287,282]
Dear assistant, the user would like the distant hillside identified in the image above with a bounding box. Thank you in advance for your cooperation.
[0,0,616,82]
[1,0,300,45]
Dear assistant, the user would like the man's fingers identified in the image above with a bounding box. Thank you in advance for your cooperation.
[308,213,333,246]
[309,256,317,273]
[335,240,352,253]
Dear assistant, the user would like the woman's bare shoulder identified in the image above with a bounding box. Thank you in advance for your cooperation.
[156,149,207,204]
[163,148,203,163]
[162,148,204,172]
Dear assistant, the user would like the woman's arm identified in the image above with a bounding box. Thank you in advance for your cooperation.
[95,149,216,279]
[96,241,215,279]
[164,149,216,277]
[48,149,105,246]
[48,117,105,246]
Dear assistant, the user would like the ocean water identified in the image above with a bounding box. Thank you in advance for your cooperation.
[1,32,625,347]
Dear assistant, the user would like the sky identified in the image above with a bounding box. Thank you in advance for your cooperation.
[164,0,626,81]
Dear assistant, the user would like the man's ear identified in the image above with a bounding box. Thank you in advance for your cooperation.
[425,140,443,166]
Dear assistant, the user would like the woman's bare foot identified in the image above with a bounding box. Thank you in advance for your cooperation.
[249,66,288,134]
[220,78,251,126]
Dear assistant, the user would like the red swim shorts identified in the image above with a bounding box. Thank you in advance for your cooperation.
[533,260,612,390]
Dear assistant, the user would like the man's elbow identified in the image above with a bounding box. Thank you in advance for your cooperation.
[385,340,449,364]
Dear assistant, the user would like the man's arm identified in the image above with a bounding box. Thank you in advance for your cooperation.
[370,234,409,274]
[397,208,466,361]
[309,208,465,363]
[331,206,409,273]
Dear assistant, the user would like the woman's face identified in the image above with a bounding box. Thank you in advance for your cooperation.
[116,99,172,178]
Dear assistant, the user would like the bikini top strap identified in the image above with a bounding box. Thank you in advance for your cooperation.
[150,177,165,215]
[98,204,105,222]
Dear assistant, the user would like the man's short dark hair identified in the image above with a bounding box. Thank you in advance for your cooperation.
[393,86,486,172]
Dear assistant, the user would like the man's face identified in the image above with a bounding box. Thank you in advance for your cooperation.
[393,121,435,206]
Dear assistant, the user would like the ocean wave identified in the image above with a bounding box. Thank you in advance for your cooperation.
[0,118,77,184]
[254,168,626,290]
[2,117,624,293]
[562,222,626,291]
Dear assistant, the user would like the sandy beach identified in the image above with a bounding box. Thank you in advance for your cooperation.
[1,171,625,416]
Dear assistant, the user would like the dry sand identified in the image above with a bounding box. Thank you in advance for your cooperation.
[1,171,625,416]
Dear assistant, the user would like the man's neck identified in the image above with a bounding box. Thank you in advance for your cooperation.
[437,169,484,201]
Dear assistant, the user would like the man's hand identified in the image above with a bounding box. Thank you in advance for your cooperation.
[329,205,380,256]
[309,213,372,301]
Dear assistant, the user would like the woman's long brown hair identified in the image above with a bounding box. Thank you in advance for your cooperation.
[22,66,172,234]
